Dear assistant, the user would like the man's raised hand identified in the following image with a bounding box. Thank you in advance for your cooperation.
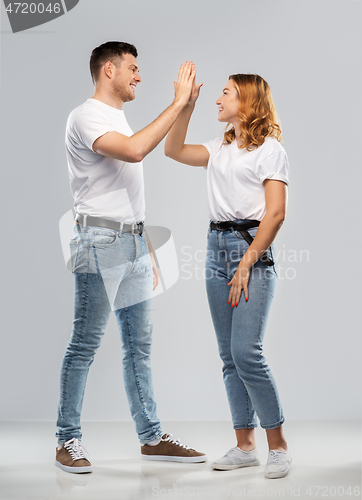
[173,61,197,107]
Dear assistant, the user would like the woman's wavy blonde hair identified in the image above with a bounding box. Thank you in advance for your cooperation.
[223,74,282,151]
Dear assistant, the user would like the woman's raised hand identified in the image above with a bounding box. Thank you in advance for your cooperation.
[189,64,203,105]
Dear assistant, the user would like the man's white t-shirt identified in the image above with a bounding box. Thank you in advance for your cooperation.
[66,98,145,223]
[202,136,290,222]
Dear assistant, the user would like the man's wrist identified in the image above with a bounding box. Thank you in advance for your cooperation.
[171,98,187,111]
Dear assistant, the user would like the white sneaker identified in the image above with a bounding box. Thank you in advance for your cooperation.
[211,447,260,470]
[264,449,292,479]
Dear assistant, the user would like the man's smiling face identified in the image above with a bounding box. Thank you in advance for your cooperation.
[111,53,141,103]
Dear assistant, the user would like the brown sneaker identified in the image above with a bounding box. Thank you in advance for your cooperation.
[55,438,92,473]
[141,433,207,463]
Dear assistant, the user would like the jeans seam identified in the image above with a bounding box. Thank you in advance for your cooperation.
[233,423,258,429]
[251,279,279,426]
[57,273,89,441]
[260,417,285,430]
[229,238,282,430]
[122,303,154,430]
[128,235,138,274]
[256,284,283,428]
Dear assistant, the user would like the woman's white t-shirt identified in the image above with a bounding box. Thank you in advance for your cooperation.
[202,136,290,222]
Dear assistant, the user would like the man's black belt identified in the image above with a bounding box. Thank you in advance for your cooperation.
[75,213,144,235]
[209,220,274,266]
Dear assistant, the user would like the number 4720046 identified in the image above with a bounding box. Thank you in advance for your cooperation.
[306,485,361,497]
[5,3,61,14]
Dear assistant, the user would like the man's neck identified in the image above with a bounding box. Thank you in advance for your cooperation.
[92,89,124,110]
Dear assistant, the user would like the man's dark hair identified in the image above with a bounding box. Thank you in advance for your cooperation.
[90,41,138,83]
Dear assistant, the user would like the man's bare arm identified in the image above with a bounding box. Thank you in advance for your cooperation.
[93,62,196,163]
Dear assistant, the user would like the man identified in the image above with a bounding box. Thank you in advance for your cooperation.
[55,41,206,473]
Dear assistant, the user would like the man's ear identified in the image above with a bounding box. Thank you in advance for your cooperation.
[103,62,114,80]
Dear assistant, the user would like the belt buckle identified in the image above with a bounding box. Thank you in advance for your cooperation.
[131,223,138,236]
[215,222,225,231]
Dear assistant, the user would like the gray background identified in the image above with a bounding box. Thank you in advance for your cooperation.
[0,0,361,424]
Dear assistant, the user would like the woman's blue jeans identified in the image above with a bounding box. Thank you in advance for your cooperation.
[205,223,285,430]
[56,223,162,445]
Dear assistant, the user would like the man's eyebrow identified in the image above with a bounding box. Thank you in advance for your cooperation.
[130,64,139,71]
[223,87,229,92]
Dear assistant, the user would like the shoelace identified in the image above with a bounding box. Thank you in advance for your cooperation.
[162,433,191,450]
[64,438,87,461]
[268,450,282,464]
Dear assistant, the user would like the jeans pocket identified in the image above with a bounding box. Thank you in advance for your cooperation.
[233,230,245,240]
[132,254,153,275]
[92,229,118,247]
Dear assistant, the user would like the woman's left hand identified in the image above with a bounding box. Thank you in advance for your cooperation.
[227,264,251,306]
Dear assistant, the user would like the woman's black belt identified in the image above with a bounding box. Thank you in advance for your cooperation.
[209,220,274,266]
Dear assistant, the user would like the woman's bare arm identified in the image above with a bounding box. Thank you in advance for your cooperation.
[227,179,288,306]
[165,70,209,167]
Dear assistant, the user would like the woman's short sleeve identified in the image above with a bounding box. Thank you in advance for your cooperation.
[201,137,223,169]
[259,151,290,186]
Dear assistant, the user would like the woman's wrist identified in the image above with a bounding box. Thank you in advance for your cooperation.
[184,102,196,112]
[238,259,253,271]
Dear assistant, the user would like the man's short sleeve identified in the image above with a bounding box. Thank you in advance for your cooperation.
[259,151,290,186]
[71,111,114,152]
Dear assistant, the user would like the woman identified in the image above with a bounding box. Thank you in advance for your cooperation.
[165,68,291,479]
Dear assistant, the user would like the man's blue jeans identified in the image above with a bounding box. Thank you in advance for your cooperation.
[56,223,162,445]
[205,223,285,430]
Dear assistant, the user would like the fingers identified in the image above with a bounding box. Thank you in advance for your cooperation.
[177,61,199,85]
[244,284,249,302]
[227,281,242,307]
[227,279,249,307]
[174,60,201,106]
[177,60,192,83]
[193,82,203,99]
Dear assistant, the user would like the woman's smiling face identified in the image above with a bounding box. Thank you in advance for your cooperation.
[216,79,240,124]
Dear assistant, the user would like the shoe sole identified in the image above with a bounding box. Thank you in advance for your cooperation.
[141,455,207,463]
[55,460,93,474]
[264,457,292,479]
[211,460,260,470]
